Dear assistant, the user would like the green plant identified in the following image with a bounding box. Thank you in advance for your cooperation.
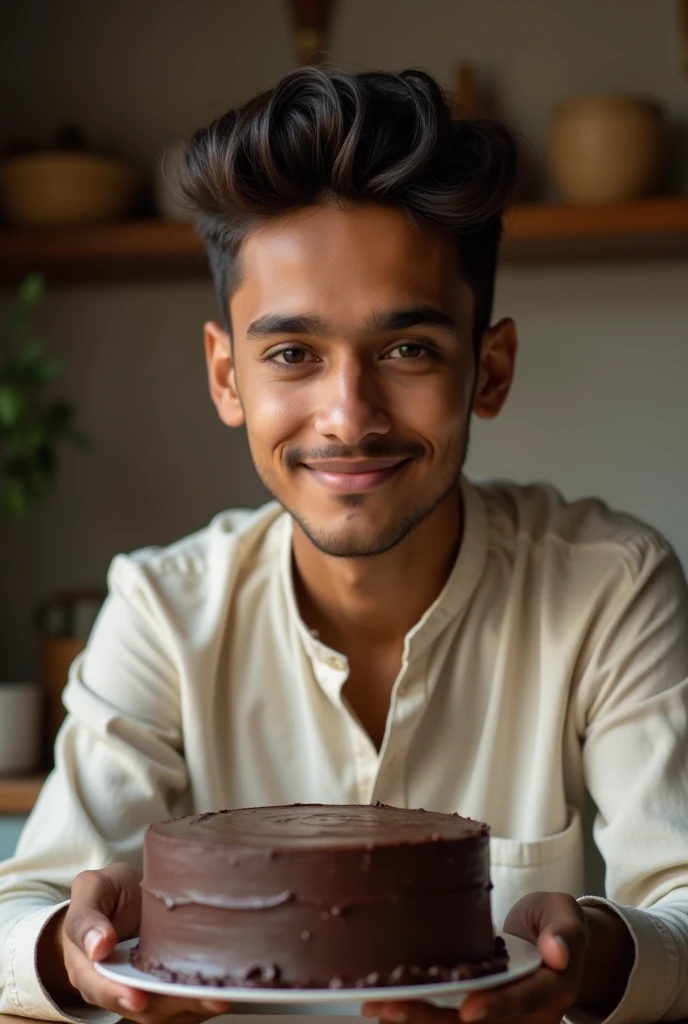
[0,274,88,519]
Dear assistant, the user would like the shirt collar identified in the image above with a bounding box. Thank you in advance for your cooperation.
[400,476,488,662]
[278,474,488,676]
[278,515,347,699]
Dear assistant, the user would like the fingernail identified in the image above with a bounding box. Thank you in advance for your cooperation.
[118,997,137,1013]
[381,1011,408,1024]
[201,1001,227,1014]
[84,928,104,958]
[554,934,570,967]
[461,1009,487,1022]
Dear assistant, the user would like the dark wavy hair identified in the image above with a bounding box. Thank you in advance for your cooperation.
[181,66,518,344]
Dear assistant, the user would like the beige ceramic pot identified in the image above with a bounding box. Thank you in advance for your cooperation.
[548,95,663,204]
[0,151,140,225]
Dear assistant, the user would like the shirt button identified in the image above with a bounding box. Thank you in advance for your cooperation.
[326,655,345,671]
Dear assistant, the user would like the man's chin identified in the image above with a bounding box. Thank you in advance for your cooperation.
[270,471,463,559]
[292,516,418,559]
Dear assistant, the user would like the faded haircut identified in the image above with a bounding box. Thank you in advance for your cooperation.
[181,66,518,345]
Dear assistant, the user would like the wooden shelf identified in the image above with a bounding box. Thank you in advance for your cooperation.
[502,196,688,262]
[0,774,46,814]
[1,196,687,285]
[0,220,208,285]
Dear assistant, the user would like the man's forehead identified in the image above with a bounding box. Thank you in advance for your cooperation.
[241,203,456,269]
[232,204,469,325]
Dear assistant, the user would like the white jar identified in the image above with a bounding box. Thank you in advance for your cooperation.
[0,682,41,775]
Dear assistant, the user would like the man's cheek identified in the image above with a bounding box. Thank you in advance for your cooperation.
[405,403,465,450]
[247,392,305,448]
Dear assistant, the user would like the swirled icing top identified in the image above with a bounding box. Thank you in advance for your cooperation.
[150,802,488,850]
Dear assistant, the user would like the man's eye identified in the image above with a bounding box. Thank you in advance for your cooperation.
[386,342,428,360]
[271,347,311,365]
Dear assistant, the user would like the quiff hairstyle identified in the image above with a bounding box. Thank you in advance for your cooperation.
[181,66,518,345]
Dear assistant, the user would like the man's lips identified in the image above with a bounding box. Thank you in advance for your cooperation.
[300,458,412,493]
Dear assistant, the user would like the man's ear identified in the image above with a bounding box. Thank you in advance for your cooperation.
[204,321,245,428]
[473,317,517,420]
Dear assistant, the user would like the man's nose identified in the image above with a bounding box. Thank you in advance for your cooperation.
[312,359,391,445]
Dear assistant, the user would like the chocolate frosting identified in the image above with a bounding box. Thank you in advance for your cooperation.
[151,803,489,847]
[134,802,507,989]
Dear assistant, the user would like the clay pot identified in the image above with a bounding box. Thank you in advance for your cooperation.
[0,151,140,225]
[548,95,663,204]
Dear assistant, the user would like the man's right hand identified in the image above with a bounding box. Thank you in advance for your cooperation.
[39,862,230,1023]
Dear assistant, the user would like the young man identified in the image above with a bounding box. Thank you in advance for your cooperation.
[1,67,688,1024]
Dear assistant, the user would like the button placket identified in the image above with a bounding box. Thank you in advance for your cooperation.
[306,642,380,802]
[374,669,427,805]
[348,719,379,804]
[305,635,349,704]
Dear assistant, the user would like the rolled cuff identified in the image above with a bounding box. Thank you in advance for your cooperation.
[4,900,121,1024]
[565,896,677,1024]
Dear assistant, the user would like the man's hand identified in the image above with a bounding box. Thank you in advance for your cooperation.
[361,891,632,1024]
[38,862,230,1023]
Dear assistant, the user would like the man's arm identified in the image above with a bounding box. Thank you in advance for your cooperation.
[0,554,188,1022]
[365,535,688,1024]
[571,537,688,1021]
[481,538,688,1023]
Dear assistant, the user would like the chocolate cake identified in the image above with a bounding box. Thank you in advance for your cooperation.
[132,802,507,989]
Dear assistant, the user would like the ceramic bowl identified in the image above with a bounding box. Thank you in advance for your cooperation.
[0,151,141,225]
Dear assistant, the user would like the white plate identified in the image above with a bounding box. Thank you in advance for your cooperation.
[95,934,539,1007]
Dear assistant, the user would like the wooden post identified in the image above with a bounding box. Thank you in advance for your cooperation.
[452,63,480,118]
[287,0,332,66]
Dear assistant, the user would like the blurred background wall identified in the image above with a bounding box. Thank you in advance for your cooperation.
[1,0,687,685]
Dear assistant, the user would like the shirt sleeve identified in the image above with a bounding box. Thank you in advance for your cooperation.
[569,537,688,1023]
[0,554,189,1022]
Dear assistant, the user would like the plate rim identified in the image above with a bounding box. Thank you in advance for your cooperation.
[94,933,540,1004]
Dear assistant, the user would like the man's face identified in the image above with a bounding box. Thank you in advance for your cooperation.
[208,203,512,558]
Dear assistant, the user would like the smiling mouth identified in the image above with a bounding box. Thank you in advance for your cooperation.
[301,458,412,493]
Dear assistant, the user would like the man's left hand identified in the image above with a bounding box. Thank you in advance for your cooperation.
[361,891,588,1024]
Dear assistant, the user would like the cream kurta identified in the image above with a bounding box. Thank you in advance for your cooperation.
[2,478,688,1023]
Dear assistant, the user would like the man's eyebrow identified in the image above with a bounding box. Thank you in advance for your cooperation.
[364,305,459,335]
[245,313,329,339]
[245,305,459,341]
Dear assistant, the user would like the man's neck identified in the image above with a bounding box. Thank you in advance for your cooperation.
[291,488,463,653]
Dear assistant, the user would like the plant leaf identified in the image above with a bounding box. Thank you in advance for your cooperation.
[16,337,46,366]
[42,400,74,436]
[6,425,44,455]
[6,310,29,336]
[17,274,45,311]
[0,386,27,428]
[0,476,32,519]
[0,270,92,520]
[36,357,62,383]
[35,445,57,474]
